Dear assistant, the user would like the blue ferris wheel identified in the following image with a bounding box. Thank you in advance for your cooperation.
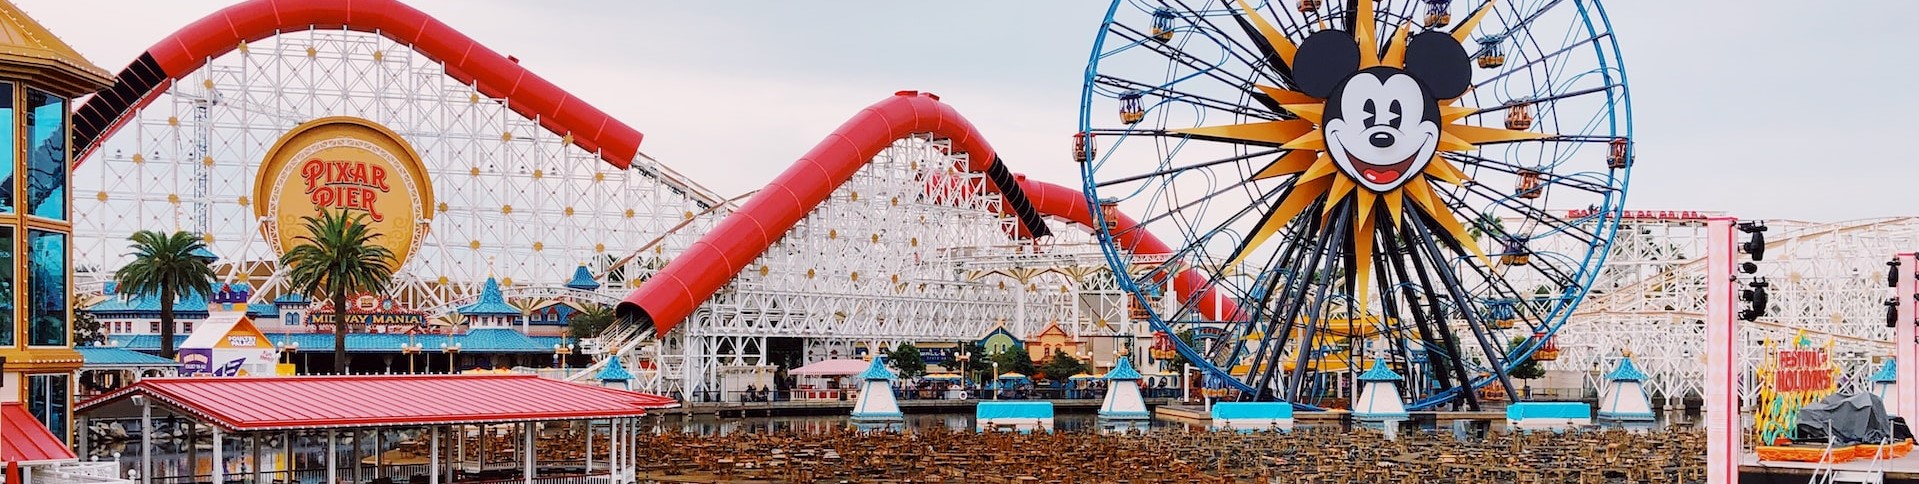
[1077,0,1631,409]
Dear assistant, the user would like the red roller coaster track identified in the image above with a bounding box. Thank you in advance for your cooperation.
[617,91,1245,335]
[72,0,642,169]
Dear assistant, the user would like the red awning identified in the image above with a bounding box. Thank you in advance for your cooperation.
[77,374,678,432]
[2,403,76,464]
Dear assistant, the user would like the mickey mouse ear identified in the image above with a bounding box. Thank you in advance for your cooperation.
[1403,31,1472,99]
[1292,30,1360,99]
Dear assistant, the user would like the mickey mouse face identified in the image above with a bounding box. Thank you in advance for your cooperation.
[1324,68,1439,192]
[1291,30,1472,193]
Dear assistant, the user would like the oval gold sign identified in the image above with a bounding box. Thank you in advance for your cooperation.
[254,117,433,269]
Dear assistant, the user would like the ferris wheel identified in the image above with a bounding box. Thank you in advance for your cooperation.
[1078,0,1631,409]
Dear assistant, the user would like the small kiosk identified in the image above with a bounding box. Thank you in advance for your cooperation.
[1352,358,1409,428]
[850,356,904,428]
[177,312,280,377]
[976,402,1053,433]
[1506,402,1593,431]
[1210,402,1294,432]
[1597,356,1656,424]
[1098,356,1150,430]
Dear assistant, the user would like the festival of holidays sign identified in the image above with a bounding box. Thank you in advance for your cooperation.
[1753,331,1840,446]
[254,117,434,268]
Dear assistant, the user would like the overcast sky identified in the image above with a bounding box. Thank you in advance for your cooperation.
[21,1,1919,222]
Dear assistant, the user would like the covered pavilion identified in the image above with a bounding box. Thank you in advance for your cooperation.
[75,346,182,400]
[75,374,677,484]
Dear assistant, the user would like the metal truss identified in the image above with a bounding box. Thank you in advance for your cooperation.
[72,29,717,314]
[1549,217,1919,407]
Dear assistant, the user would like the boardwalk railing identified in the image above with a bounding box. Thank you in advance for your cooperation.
[145,464,605,484]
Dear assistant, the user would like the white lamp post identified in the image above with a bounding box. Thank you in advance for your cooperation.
[991,361,1000,400]
[440,342,462,374]
[278,341,300,374]
[401,342,423,374]
[554,342,574,371]
[955,347,972,396]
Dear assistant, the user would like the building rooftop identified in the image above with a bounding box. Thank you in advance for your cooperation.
[1605,356,1649,383]
[90,282,276,318]
[76,346,181,368]
[458,277,522,316]
[1357,358,1403,382]
[596,354,635,382]
[857,356,897,381]
[76,374,677,432]
[565,265,601,291]
[2,403,74,464]
[109,330,568,354]
[1101,356,1142,381]
[0,1,111,96]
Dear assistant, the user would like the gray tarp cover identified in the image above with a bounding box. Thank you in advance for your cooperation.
[1796,392,1889,445]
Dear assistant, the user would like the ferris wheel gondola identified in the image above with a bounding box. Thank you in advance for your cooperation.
[1079,0,1631,409]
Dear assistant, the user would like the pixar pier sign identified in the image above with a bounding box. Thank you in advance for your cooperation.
[299,158,397,222]
[254,117,435,269]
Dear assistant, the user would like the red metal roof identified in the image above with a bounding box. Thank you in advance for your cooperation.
[77,375,677,432]
[2,403,76,464]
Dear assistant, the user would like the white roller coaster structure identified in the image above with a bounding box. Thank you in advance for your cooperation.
[1551,216,1919,410]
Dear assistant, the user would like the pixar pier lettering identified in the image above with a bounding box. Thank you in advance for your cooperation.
[301,158,390,221]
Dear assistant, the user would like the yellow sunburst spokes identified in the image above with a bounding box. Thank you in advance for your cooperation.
[1186,2,1549,281]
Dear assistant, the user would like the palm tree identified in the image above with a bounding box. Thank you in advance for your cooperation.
[114,231,218,359]
[280,210,396,374]
[567,303,615,340]
[1468,212,1506,241]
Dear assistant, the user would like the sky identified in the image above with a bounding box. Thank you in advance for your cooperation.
[19,0,1919,222]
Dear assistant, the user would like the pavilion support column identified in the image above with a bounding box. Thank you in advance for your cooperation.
[187,421,198,484]
[281,431,292,484]
[349,430,358,484]
[77,416,89,460]
[522,422,535,484]
[611,419,622,479]
[429,426,440,484]
[352,430,363,484]
[139,399,152,484]
[375,429,385,479]
[584,420,593,474]
[326,431,338,484]
[452,426,463,484]
[212,428,225,484]
[251,434,263,484]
